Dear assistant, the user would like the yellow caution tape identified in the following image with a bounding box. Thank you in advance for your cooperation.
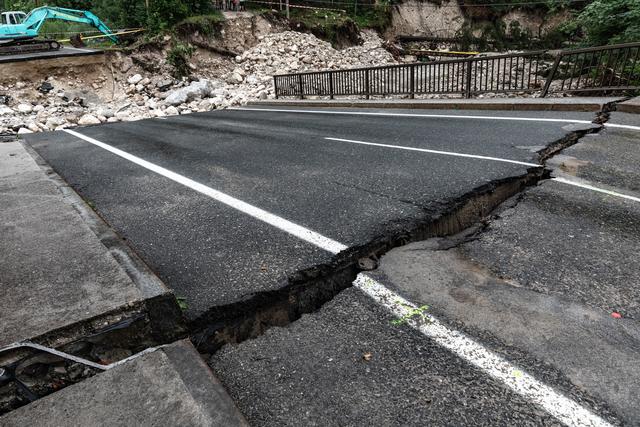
[57,28,144,43]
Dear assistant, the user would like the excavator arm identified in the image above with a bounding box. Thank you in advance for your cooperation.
[21,7,118,43]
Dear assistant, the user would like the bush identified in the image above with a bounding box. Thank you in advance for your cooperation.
[575,0,640,45]
[176,12,225,36]
[166,42,195,78]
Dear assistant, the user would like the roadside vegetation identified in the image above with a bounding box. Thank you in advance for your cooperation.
[2,0,638,50]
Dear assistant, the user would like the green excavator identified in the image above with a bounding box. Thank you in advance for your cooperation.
[0,6,118,55]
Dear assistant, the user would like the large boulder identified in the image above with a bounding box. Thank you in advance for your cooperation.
[78,114,101,126]
[164,79,219,106]
[16,103,33,114]
[127,74,143,85]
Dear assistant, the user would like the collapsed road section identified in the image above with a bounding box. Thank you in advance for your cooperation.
[2,104,638,424]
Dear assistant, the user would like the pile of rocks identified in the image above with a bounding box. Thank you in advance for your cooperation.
[232,29,395,76]
[0,30,396,136]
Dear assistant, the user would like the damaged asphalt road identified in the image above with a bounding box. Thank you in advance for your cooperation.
[24,107,595,321]
[23,106,637,425]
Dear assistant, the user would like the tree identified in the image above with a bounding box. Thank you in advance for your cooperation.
[576,0,640,45]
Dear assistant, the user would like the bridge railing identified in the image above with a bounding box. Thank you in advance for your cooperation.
[541,42,640,96]
[273,42,640,99]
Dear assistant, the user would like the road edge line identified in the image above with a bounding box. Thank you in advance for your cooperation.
[62,129,347,254]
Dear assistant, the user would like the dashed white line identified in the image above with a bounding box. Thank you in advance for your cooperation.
[62,129,347,254]
[552,177,640,203]
[325,137,542,168]
[62,128,613,427]
[353,274,613,427]
[236,107,593,125]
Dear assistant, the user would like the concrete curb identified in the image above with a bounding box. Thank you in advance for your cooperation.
[248,97,625,113]
[1,140,186,352]
[617,97,640,114]
[0,340,248,426]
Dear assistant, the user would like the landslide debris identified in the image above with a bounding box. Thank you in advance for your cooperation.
[0,29,393,136]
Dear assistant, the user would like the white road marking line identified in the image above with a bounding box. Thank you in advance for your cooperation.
[604,123,640,132]
[552,177,640,203]
[236,107,593,125]
[325,137,542,168]
[61,129,347,254]
[354,274,613,427]
[63,128,612,426]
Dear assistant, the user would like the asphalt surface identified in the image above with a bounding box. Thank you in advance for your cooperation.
[211,288,559,426]
[25,108,591,319]
[22,106,639,424]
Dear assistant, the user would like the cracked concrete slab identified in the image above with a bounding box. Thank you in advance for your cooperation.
[1,340,247,426]
[0,141,177,348]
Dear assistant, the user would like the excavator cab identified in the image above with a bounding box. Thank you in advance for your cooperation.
[0,11,27,26]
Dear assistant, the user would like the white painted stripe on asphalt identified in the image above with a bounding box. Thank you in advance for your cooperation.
[604,123,640,132]
[325,137,542,168]
[62,129,348,254]
[236,107,593,125]
[63,128,612,426]
[353,274,613,427]
[552,177,640,203]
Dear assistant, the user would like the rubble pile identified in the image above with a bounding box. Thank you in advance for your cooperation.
[0,30,394,136]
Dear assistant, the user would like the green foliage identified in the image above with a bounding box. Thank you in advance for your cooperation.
[575,0,640,45]
[461,0,573,13]
[176,296,188,311]
[352,4,391,31]
[391,304,430,326]
[176,11,225,36]
[166,41,195,78]
[3,0,214,36]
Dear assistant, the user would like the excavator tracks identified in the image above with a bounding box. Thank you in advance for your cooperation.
[0,39,61,56]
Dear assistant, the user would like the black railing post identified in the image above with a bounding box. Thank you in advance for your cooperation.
[465,59,473,98]
[365,68,370,99]
[329,71,334,99]
[273,76,279,99]
[542,53,562,98]
[410,64,415,99]
[298,74,304,100]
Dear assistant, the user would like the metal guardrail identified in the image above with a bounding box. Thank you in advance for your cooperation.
[274,42,640,99]
[541,42,640,96]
